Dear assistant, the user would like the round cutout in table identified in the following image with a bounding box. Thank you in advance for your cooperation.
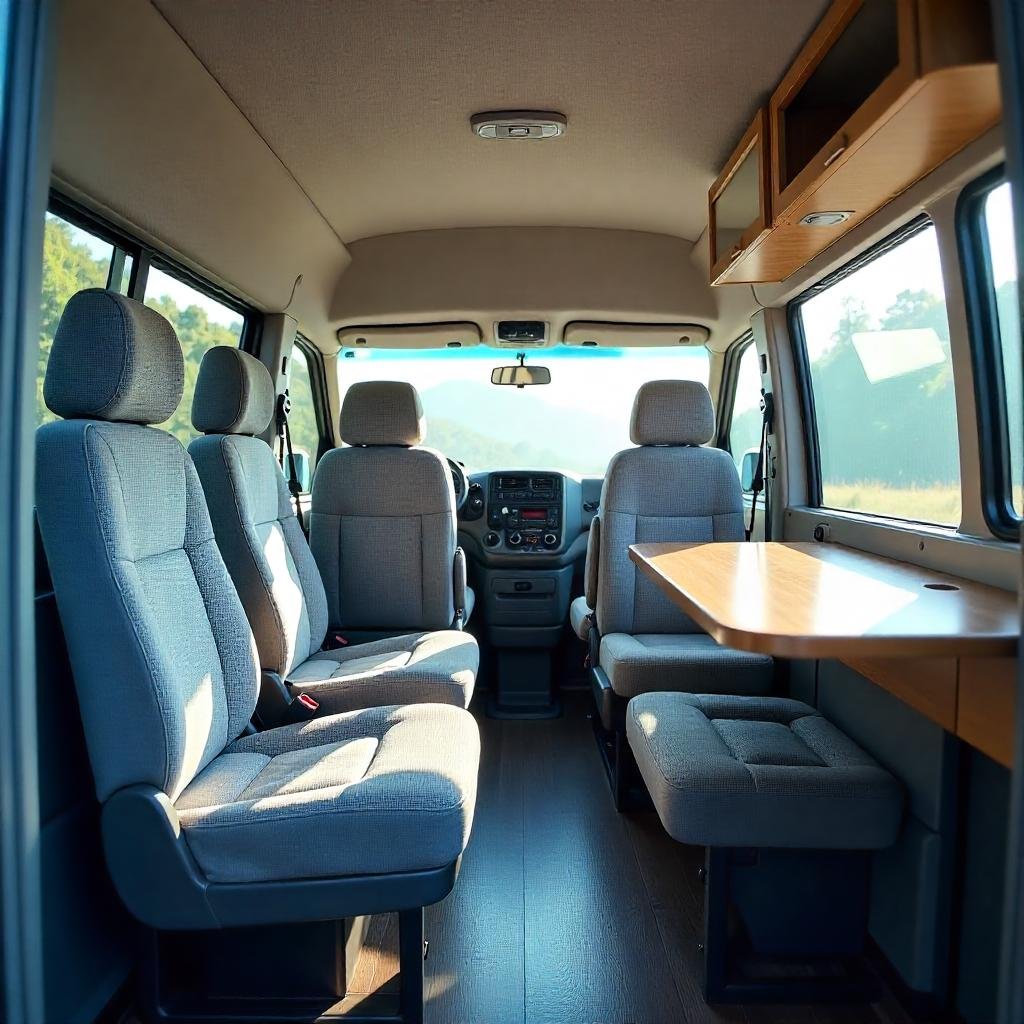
[923,582,960,592]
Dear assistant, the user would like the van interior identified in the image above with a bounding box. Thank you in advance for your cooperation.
[1,1,1023,1022]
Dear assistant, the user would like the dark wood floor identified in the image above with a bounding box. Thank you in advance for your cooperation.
[350,694,914,1024]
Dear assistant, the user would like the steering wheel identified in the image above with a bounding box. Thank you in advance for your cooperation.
[447,458,470,513]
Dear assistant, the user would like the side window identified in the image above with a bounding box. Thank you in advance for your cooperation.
[144,266,244,446]
[286,345,320,490]
[38,213,121,425]
[727,342,763,487]
[794,222,960,526]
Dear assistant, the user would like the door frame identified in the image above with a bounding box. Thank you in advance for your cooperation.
[0,2,52,1021]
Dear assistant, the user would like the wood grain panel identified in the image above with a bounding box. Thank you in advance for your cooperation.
[713,0,1000,285]
[629,542,1018,659]
[842,657,958,730]
[958,658,1018,769]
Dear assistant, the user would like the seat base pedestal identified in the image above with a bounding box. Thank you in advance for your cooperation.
[588,669,650,811]
[142,908,426,1023]
[703,847,878,1005]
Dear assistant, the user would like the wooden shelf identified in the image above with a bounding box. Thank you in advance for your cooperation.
[629,542,1019,767]
[709,0,1001,286]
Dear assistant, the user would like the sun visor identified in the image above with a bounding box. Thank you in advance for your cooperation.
[337,322,482,350]
[562,322,710,348]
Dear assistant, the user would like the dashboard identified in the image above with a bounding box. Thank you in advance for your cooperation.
[453,468,601,655]
[456,469,601,567]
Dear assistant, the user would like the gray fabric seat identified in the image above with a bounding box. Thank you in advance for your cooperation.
[177,702,479,883]
[592,380,773,698]
[309,381,474,634]
[189,347,477,713]
[627,692,904,849]
[569,595,593,641]
[34,290,480,909]
[602,633,775,698]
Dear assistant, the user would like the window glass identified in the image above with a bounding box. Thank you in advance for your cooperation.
[336,346,710,475]
[286,345,320,485]
[727,342,763,484]
[981,182,1021,513]
[38,213,114,425]
[144,266,244,446]
[798,223,961,525]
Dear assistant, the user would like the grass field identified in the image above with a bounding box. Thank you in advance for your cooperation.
[822,482,962,525]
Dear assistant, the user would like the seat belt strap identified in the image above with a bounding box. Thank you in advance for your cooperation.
[746,391,774,541]
[275,393,306,535]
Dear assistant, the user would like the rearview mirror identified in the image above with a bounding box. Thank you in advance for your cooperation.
[491,365,551,387]
[740,449,760,492]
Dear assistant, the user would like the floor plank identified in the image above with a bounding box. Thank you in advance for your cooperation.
[351,694,911,1024]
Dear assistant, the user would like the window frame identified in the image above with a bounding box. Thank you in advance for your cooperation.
[956,164,1020,542]
[715,331,753,450]
[787,213,959,527]
[290,335,333,471]
[47,189,257,349]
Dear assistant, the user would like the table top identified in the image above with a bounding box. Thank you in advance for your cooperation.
[628,541,1019,659]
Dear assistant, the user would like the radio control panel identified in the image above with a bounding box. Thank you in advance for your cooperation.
[486,473,563,552]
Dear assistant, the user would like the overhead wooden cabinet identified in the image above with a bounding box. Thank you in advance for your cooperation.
[708,110,771,284]
[710,0,1001,285]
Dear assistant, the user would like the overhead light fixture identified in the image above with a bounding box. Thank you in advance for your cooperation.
[471,110,566,140]
[799,211,853,227]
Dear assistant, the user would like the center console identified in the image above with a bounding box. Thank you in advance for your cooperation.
[458,471,583,718]
[485,473,563,553]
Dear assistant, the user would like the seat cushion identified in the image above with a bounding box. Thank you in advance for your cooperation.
[627,693,903,850]
[570,596,593,641]
[600,632,773,699]
[176,703,480,883]
[287,631,478,713]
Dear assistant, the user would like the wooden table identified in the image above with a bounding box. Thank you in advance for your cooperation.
[629,542,1020,766]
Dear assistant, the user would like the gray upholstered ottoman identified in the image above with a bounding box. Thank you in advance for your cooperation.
[627,692,904,849]
[626,692,904,1003]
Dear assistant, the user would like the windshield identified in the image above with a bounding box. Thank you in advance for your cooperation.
[337,347,710,474]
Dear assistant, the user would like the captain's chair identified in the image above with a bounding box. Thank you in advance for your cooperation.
[310,381,474,637]
[588,380,775,806]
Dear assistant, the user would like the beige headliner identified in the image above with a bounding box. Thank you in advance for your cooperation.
[51,0,829,352]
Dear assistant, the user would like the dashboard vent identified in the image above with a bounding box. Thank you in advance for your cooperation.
[531,476,555,491]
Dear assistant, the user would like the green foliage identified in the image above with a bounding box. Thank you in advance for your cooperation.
[285,348,321,469]
[143,294,242,446]
[38,216,244,448]
[37,216,110,425]
[809,287,960,494]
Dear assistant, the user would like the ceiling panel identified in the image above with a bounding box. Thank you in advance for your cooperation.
[153,0,829,243]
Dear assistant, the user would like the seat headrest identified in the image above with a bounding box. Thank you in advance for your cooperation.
[340,381,425,446]
[43,289,184,424]
[192,346,276,436]
[629,380,715,446]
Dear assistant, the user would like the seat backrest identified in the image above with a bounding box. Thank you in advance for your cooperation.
[309,381,458,632]
[35,290,260,803]
[189,346,328,676]
[596,380,744,636]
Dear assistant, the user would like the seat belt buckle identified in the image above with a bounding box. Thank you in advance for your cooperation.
[284,691,319,724]
[326,633,349,650]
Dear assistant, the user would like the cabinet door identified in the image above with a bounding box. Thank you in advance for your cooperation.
[770,0,918,220]
[708,109,770,284]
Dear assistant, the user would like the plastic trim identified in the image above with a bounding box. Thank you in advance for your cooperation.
[955,164,1020,542]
